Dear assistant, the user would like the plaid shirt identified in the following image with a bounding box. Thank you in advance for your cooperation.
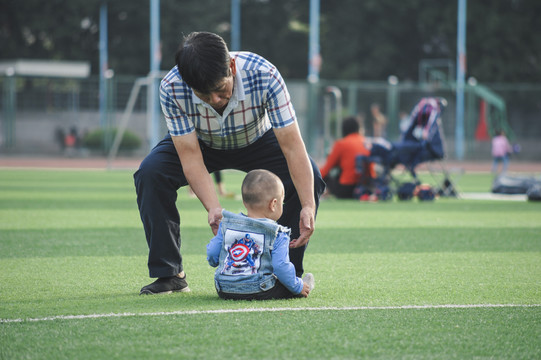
[160,52,296,150]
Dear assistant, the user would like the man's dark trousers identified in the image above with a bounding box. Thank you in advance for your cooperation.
[134,130,326,278]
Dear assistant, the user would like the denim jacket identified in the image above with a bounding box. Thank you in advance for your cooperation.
[207,210,296,294]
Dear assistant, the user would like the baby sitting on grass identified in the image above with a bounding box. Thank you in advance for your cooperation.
[206,169,314,300]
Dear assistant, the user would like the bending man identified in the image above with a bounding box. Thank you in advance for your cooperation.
[134,31,325,295]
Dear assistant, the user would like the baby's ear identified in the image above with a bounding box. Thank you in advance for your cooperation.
[268,198,278,212]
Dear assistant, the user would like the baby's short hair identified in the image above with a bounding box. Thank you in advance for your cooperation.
[242,170,282,208]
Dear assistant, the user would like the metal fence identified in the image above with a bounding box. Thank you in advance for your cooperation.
[1,74,540,161]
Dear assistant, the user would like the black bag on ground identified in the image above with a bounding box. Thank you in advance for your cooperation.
[397,182,417,201]
[492,175,537,194]
[527,183,541,202]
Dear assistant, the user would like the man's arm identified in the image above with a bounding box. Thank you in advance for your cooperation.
[172,133,222,235]
[273,123,316,248]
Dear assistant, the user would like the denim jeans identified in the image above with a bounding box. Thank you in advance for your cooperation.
[492,155,509,174]
[134,130,326,278]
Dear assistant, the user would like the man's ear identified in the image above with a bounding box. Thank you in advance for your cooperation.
[230,58,236,76]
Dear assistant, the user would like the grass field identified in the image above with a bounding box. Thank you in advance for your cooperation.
[0,168,540,359]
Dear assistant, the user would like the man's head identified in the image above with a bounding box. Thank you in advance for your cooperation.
[242,170,285,221]
[175,32,236,112]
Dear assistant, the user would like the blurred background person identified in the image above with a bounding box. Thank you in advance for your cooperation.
[320,116,374,199]
[188,171,234,198]
[491,129,513,175]
[371,103,387,138]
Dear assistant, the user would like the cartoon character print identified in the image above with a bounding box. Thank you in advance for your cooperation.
[222,231,263,276]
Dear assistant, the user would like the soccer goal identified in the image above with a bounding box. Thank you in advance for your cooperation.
[107,71,166,169]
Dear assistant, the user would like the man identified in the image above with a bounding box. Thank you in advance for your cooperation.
[134,31,325,295]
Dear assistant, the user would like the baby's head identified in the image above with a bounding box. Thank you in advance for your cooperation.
[242,170,284,221]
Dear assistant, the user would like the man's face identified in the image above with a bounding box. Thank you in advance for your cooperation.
[193,60,236,113]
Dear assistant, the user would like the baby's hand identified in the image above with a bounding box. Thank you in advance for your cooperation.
[300,282,310,297]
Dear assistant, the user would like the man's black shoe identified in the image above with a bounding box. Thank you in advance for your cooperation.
[140,274,191,295]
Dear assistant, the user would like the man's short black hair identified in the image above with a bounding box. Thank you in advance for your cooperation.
[342,116,360,137]
[175,32,231,93]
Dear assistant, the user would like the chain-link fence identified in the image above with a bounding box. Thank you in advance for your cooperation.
[307,79,541,162]
[1,74,540,161]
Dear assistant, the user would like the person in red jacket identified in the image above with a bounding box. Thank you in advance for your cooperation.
[320,116,374,198]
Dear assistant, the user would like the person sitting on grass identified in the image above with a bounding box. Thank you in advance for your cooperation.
[206,169,314,300]
[320,116,374,199]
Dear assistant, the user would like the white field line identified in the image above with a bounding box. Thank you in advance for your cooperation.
[1,304,539,323]
[460,192,527,201]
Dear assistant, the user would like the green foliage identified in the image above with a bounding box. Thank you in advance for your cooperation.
[0,0,100,64]
[2,0,540,82]
[81,127,142,152]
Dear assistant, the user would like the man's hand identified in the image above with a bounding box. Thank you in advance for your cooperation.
[289,207,315,248]
[208,207,223,235]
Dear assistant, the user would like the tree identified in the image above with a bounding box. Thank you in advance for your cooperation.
[319,0,456,81]
[0,0,100,67]
[241,0,308,79]
[1,0,539,82]
[466,0,541,82]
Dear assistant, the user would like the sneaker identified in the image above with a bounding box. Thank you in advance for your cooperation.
[302,273,315,292]
[139,274,191,295]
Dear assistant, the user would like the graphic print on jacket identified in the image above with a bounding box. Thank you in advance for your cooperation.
[222,229,264,276]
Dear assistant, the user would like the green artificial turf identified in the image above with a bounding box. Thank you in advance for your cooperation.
[0,169,540,359]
